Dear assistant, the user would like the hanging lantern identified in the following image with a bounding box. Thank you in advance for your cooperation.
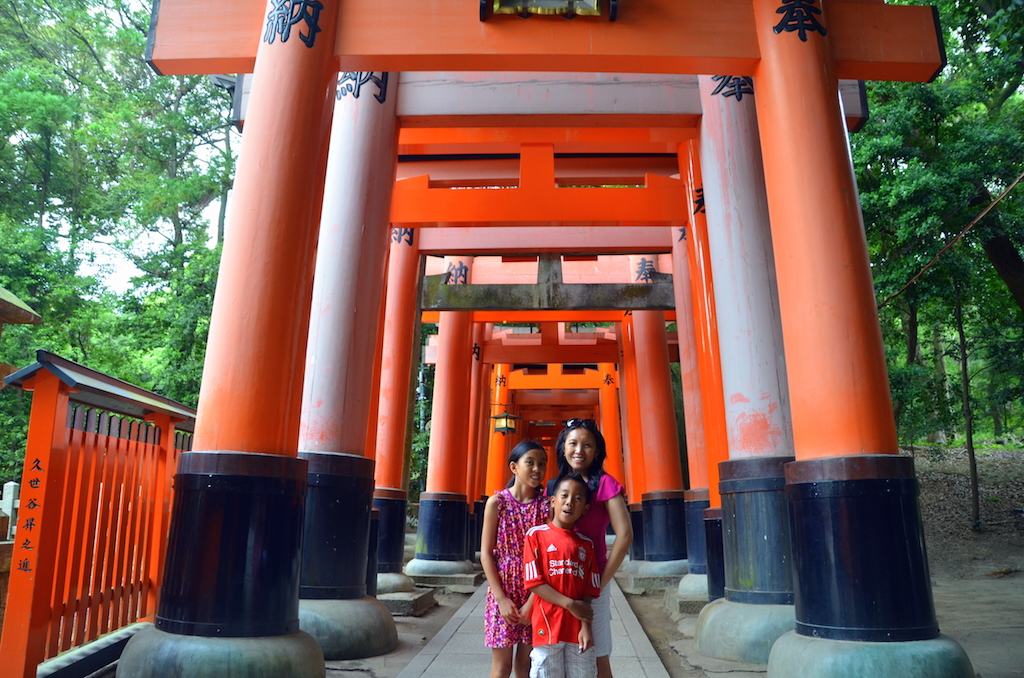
[492,411,520,435]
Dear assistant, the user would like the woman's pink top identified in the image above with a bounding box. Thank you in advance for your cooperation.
[572,473,625,573]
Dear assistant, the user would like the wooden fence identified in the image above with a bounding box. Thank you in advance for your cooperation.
[0,352,195,678]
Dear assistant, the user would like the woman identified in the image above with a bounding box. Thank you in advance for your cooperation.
[547,418,632,678]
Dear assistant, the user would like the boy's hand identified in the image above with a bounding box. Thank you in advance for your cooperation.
[565,599,593,623]
[498,596,521,624]
[578,624,594,653]
[518,595,534,622]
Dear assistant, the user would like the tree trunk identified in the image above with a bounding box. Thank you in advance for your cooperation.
[983,234,1024,316]
[954,301,981,530]
[904,302,920,365]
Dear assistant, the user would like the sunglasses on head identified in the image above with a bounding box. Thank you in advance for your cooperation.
[566,418,597,430]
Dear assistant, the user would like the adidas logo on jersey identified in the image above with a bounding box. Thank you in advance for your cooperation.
[547,543,558,552]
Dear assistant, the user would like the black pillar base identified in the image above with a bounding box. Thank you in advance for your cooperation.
[415,492,468,561]
[299,451,375,601]
[366,508,380,597]
[373,489,408,574]
[628,503,645,561]
[704,507,725,601]
[786,455,939,642]
[684,489,710,575]
[641,490,688,561]
[156,451,307,637]
[719,456,795,605]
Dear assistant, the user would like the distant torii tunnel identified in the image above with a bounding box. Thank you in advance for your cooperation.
[1,2,973,678]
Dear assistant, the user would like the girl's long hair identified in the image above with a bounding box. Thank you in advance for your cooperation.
[505,439,547,498]
[550,419,607,496]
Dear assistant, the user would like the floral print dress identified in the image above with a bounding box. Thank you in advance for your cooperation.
[484,488,549,648]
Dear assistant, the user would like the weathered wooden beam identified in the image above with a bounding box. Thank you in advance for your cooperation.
[421,275,675,311]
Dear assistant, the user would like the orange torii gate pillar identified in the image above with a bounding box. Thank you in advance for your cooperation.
[117,3,341,675]
[750,3,971,677]
[406,257,476,576]
[373,227,423,593]
[669,210,712,600]
[690,73,798,665]
[292,76,400,660]
[676,140,732,604]
[632,309,689,577]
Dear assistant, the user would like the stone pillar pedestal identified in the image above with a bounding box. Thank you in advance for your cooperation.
[405,491,473,575]
[297,452,397,660]
[696,457,795,664]
[118,452,323,678]
[767,455,973,678]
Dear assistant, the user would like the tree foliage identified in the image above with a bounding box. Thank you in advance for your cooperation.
[0,0,236,482]
[854,0,1024,452]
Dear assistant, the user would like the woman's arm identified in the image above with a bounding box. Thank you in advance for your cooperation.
[480,493,521,624]
[600,493,633,588]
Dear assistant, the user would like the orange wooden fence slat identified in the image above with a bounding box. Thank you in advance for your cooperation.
[121,424,144,625]
[135,428,157,621]
[98,421,128,636]
[60,408,95,652]
[46,406,85,657]
[86,415,117,640]
[73,409,104,648]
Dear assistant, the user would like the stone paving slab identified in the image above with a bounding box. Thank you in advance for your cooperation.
[395,579,672,678]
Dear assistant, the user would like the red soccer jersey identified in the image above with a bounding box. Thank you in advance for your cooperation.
[523,523,602,646]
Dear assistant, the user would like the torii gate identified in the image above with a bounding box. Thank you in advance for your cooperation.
[110,2,971,678]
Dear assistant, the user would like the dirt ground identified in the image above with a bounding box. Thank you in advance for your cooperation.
[621,446,1024,678]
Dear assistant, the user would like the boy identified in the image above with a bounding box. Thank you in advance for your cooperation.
[523,472,602,678]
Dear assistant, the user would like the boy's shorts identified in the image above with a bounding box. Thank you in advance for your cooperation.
[529,642,597,678]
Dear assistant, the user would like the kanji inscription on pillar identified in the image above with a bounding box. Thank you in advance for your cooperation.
[263,0,324,47]
[391,227,414,245]
[634,258,656,283]
[693,188,706,215]
[773,0,827,42]
[446,261,469,285]
[711,75,754,101]
[338,72,389,103]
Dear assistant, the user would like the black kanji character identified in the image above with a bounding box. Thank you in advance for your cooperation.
[264,0,324,48]
[710,75,754,101]
[773,0,827,42]
[338,72,389,104]
[391,227,414,245]
[634,258,657,283]
[693,188,706,215]
[446,261,469,285]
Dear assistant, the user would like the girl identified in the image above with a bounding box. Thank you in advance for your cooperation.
[548,418,633,678]
[480,440,550,678]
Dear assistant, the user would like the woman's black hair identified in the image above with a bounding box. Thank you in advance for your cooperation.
[549,419,607,497]
[505,439,547,497]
